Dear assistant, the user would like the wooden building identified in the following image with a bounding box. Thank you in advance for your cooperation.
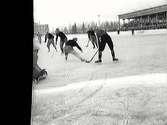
[118,4,167,31]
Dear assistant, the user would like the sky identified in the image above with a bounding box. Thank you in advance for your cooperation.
[34,0,167,30]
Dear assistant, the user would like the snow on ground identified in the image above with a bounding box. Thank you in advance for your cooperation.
[32,29,167,125]
[32,73,167,125]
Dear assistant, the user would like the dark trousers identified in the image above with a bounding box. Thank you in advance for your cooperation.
[38,37,41,44]
[90,35,98,48]
[47,38,57,52]
[98,34,116,60]
[60,37,67,53]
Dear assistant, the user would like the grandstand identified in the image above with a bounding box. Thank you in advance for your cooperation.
[118,4,167,31]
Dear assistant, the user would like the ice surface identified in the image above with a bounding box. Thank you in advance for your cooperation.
[35,29,167,89]
[31,29,167,125]
[32,73,167,125]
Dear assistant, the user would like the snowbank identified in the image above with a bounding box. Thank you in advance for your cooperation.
[32,73,167,125]
[34,73,167,95]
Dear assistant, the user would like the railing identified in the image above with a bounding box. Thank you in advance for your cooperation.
[120,22,167,31]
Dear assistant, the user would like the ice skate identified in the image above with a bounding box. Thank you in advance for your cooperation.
[81,58,87,62]
[113,58,119,61]
[95,60,102,63]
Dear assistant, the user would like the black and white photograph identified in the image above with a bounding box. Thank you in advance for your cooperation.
[32,0,167,124]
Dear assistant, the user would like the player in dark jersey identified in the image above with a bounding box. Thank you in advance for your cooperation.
[37,32,42,44]
[44,32,57,52]
[44,32,49,43]
[55,28,68,54]
[86,28,98,49]
[94,28,118,63]
[64,37,86,62]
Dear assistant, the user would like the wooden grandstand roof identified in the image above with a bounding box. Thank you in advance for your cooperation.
[118,4,167,19]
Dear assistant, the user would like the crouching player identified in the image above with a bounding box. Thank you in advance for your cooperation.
[95,28,118,63]
[86,28,98,49]
[45,32,57,52]
[64,37,86,62]
[33,36,47,83]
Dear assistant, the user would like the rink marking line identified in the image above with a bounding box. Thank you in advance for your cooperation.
[34,73,167,95]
